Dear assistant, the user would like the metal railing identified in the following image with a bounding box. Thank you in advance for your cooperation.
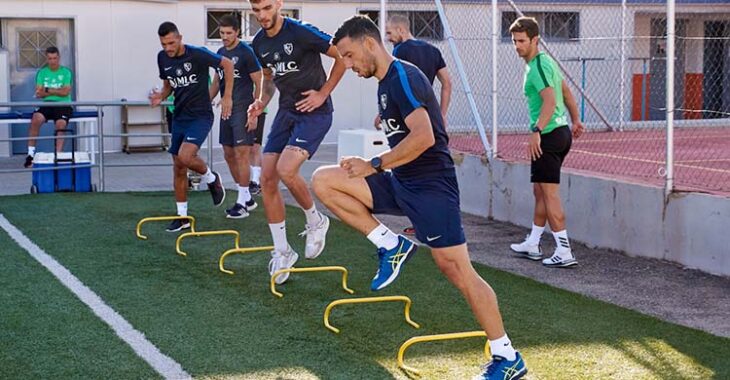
[0,100,215,192]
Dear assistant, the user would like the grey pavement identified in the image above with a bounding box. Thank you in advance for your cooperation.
[1,144,727,338]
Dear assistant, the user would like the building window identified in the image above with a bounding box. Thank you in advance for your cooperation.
[358,10,444,41]
[207,9,300,41]
[18,30,57,69]
[502,11,580,42]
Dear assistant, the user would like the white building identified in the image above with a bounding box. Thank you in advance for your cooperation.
[1,0,728,155]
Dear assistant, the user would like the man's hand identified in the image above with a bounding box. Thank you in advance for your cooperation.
[528,131,542,161]
[373,114,382,130]
[149,90,163,107]
[572,120,585,139]
[295,89,327,113]
[340,156,376,179]
[220,96,232,120]
[247,99,264,130]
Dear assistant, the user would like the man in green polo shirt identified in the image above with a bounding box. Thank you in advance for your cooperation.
[508,16,584,268]
[25,46,74,167]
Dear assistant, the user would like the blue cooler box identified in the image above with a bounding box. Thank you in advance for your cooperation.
[32,152,92,193]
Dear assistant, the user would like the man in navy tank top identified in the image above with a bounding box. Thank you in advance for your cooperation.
[314,16,527,380]
[246,0,346,285]
[150,22,234,233]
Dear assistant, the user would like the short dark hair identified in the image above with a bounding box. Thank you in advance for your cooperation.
[219,14,240,31]
[45,46,59,55]
[158,21,179,37]
[332,15,381,46]
[509,16,540,39]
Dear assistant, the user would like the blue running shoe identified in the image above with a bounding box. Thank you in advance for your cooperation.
[475,352,527,380]
[371,235,417,291]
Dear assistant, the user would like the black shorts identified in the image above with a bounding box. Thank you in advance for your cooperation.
[254,112,266,145]
[531,126,572,184]
[220,109,256,147]
[34,106,73,123]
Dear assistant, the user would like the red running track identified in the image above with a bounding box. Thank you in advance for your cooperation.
[449,127,730,196]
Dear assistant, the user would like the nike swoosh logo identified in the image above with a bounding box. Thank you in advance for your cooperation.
[426,235,441,242]
[236,139,245,144]
[164,66,173,71]
[380,231,387,236]
[186,137,197,141]
[261,52,271,58]
[295,138,307,143]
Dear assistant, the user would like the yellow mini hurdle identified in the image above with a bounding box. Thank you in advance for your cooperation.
[218,245,275,275]
[136,216,196,240]
[270,266,354,298]
[176,230,241,257]
[397,331,490,375]
[323,295,420,334]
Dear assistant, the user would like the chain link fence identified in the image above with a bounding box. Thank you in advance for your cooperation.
[381,0,730,195]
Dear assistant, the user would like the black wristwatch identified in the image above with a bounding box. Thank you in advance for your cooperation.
[370,157,384,173]
[44,87,49,93]
[530,125,542,133]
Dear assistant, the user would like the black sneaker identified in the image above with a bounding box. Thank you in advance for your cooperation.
[24,155,33,168]
[166,218,191,232]
[245,198,258,212]
[248,181,261,195]
[226,203,249,219]
[208,171,226,207]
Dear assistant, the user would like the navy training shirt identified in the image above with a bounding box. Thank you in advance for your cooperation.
[252,17,333,113]
[377,60,454,179]
[392,39,446,85]
[216,41,262,112]
[158,45,222,120]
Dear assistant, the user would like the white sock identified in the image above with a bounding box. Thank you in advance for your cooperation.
[366,224,399,250]
[527,223,545,244]
[237,184,251,205]
[269,221,288,253]
[303,205,321,226]
[553,230,572,255]
[251,166,261,184]
[27,146,36,157]
[489,334,517,361]
[176,202,188,217]
[201,167,216,184]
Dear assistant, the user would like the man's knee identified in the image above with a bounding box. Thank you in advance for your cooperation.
[311,166,340,197]
[276,160,301,184]
[30,113,45,126]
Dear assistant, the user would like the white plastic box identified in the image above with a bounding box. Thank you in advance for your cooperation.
[337,129,389,160]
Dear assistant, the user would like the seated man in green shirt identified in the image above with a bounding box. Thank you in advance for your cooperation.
[25,46,74,168]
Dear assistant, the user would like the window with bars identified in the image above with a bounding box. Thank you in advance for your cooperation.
[358,10,444,41]
[18,30,57,69]
[501,11,580,42]
[206,9,300,41]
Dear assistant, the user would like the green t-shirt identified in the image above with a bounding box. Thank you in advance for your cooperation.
[523,52,568,134]
[36,65,73,102]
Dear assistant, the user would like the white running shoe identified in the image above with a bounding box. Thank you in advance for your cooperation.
[542,250,578,268]
[300,213,330,259]
[269,246,299,284]
[510,235,542,261]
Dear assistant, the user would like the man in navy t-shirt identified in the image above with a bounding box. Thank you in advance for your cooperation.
[149,22,235,232]
[313,16,527,380]
[386,13,451,124]
[246,0,346,285]
[209,14,264,219]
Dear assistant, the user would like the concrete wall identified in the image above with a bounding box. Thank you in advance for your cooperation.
[454,153,730,277]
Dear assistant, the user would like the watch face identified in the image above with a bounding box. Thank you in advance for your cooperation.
[371,157,381,169]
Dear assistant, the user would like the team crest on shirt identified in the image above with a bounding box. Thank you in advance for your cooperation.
[176,68,184,76]
[284,43,293,55]
[232,56,239,65]
[184,62,192,72]
[273,52,281,61]
[380,94,388,110]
